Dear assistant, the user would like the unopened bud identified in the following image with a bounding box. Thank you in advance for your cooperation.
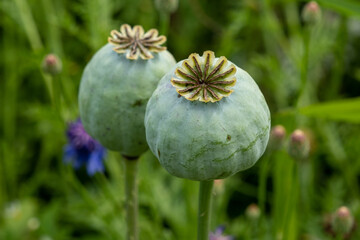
[302,1,321,25]
[288,129,310,161]
[42,54,62,75]
[214,179,224,193]
[268,125,286,150]
[245,203,261,221]
[154,0,178,14]
[332,206,354,236]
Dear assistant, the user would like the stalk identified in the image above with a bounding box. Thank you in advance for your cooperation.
[258,155,270,214]
[2,15,18,202]
[159,12,170,37]
[43,74,63,122]
[124,156,139,240]
[52,75,62,118]
[273,152,298,240]
[197,180,214,240]
[297,161,312,221]
[296,26,310,110]
[14,0,43,51]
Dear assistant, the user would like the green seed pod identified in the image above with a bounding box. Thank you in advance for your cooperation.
[145,51,270,181]
[79,24,176,157]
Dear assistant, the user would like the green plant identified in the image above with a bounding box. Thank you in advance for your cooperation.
[145,50,270,239]
[145,50,270,181]
[79,24,176,157]
[78,24,176,240]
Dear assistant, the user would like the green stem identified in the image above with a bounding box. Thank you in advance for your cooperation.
[159,12,170,37]
[197,180,214,240]
[52,76,61,113]
[295,26,311,127]
[258,155,270,214]
[124,156,139,240]
[297,161,312,222]
[273,152,298,239]
[14,0,43,51]
[48,75,64,122]
[283,162,298,240]
[2,16,18,202]
[296,27,310,109]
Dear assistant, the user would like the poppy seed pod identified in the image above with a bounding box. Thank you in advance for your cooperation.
[145,51,271,181]
[79,24,176,157]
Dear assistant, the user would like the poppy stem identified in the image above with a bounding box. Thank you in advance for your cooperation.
[124,156,139,240]
[197,180,214,240]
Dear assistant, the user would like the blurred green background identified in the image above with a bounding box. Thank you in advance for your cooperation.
[1,0,360,239]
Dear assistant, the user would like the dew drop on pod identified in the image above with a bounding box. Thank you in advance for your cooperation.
[145,51,271,181]
[79,24,176,157]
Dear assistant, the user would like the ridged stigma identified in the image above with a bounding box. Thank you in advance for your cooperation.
[108,24,167,60]
[171,51,236,103]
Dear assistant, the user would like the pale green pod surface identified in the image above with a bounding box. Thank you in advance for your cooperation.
[79,25,176,157]
[145,51,270,181]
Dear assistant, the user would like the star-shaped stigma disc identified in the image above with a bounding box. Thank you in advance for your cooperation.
[108,24,167,60]
[171,51,237,103]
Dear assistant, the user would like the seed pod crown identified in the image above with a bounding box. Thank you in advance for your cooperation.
[108,24,167,60]
[171,51,236,103]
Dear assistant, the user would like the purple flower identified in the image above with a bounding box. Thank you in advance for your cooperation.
[209,226,234,240]
[63,119,106,176]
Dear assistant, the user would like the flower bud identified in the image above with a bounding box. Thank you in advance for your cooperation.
[154,0,178,14]
[268,125,286,150]
[42,54,62,75]
[245,203,261,221]
[302,1,321,25]
[214,179,225,194]
[288,129,310,161]
[332,206,355,236]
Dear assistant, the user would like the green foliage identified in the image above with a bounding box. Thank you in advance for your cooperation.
[1,0,360,239]
[318,0,360,18]
[299,97,360,123]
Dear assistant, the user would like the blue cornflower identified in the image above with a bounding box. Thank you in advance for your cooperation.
[63,119,106,176]
[209,226,234,240]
